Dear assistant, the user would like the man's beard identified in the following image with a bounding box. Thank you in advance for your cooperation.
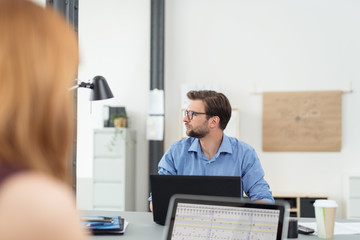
[186,121,209,139]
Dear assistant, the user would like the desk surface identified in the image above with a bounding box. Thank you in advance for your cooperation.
[85,211,163,240]
[84,211,359,240]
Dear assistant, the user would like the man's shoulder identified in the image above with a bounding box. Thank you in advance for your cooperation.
[170,137,196,148]
[165,137,198,156]
[226,136,256,152]
[161,138,197,163]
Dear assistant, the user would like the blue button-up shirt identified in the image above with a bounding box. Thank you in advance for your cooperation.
[156,134,274,203]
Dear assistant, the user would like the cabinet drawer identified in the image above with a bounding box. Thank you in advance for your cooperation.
[94,131,125,157]
[94,158,125,181]
[93,183,124,208]
[349,177,360,197]
[349,198,360,218]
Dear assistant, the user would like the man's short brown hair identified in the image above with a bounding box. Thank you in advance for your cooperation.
[187,90,232,130]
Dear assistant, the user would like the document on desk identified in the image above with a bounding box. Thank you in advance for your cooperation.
[299,221,360,235]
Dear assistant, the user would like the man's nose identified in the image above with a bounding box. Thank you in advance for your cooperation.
[183,115,189,122]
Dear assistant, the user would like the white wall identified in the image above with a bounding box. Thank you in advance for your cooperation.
[164,0,360,218]
[76,0,150,211]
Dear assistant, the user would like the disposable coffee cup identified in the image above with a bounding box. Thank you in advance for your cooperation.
[313,200,337,239]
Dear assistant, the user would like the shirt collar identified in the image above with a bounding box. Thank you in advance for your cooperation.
[188,133,233,156]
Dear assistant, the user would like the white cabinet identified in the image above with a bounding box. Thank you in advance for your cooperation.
[344,175,360,219]
[93,128,136,211]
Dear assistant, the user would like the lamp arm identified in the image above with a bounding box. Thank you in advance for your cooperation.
[69,85,79,90]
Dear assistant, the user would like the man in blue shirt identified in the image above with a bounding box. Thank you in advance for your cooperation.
[150,90,273,210]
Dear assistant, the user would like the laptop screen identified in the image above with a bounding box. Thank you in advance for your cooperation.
[150,175,242,225]
[164,195,288,240]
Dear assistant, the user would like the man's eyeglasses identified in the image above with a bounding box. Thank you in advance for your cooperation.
[184,110,208,120]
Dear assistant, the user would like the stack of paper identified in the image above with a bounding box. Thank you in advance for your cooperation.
[298,221,360,235]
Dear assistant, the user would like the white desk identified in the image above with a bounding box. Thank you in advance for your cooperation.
[84,211,359,240]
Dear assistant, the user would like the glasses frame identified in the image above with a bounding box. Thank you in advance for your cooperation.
[184,110,209,120]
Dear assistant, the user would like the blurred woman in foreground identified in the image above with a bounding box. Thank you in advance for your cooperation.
[0,0,86,239]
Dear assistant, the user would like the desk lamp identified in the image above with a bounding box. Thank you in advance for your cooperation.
[70,75,114,101]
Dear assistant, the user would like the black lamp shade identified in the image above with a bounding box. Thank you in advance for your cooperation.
[90,75,114,101]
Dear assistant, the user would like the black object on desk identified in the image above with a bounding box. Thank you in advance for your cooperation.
[288,218,299,238]
[298,225,315,235]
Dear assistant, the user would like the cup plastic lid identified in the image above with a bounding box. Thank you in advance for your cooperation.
[313,200,338,208]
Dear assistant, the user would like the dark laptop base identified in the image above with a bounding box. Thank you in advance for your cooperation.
[150,175,242,225]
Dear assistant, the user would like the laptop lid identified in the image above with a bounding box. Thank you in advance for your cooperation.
[164,194,289,240]
[150,175,241,225]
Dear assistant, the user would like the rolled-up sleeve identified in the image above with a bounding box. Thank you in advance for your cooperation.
[241,148,274,203]
[148,145,177,201]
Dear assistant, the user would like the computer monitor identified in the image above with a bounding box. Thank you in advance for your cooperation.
[150,175,242,225]
[164,194,289,240]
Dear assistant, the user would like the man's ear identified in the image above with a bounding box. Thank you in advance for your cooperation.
[209,116,220,128]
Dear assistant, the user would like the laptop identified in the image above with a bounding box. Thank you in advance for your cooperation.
[163,194,289,240]
[150,175,242,225]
